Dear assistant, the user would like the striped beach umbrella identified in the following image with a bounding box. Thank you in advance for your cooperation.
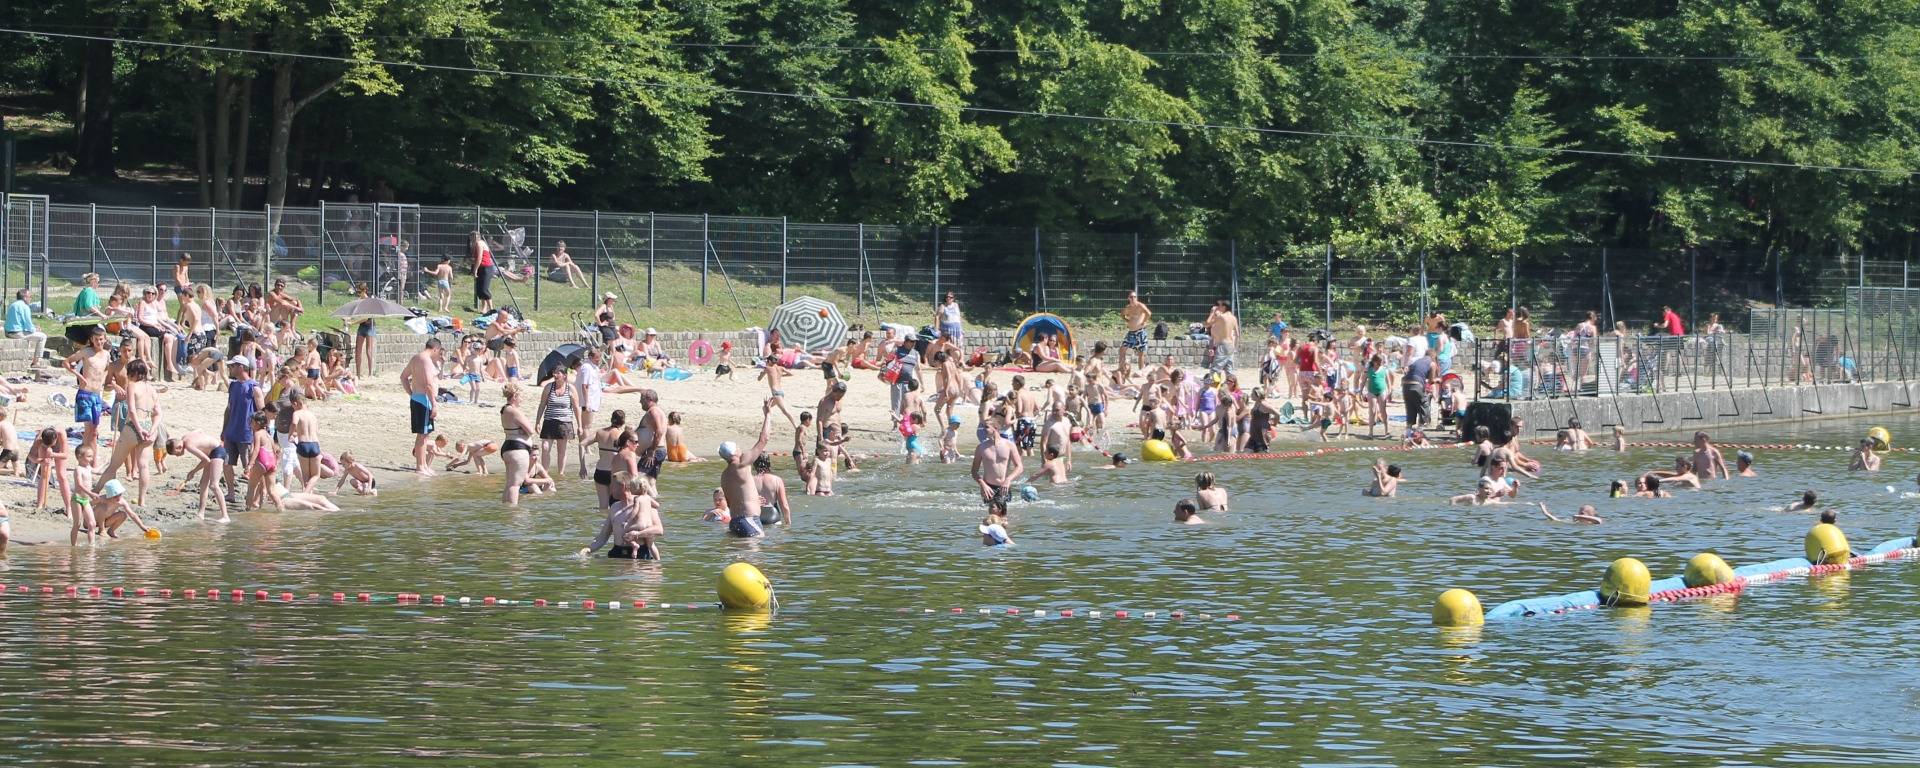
[768,296,848,353]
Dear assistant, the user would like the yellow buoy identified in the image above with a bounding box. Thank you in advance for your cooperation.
[1600,557,1652,607]
[717,562,773,610]
[144,528,162,540]
[1431,589,1484,627]
[1804,523,1851,565]
[1140,439,1176,462]
[1866,427,1891,451]
[1682,553,1734,587]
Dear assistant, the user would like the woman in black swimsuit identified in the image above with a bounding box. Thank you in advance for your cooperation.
[584,410,627,514]
[499,383,536,506]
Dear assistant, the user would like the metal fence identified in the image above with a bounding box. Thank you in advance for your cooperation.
[1,195,1912,333]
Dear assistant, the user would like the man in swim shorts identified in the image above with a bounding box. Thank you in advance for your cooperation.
[65,325,112,451]
[633,389,669,481]
[719,403,776,538]
[1120,291,1152,373]
[219,354,264,506]
[971,418,1024,508]
[400,339,444,476]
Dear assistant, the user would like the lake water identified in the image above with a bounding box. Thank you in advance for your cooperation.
[3,414,1919,765]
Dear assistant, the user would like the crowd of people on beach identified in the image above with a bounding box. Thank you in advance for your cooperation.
[0,262,1909,561]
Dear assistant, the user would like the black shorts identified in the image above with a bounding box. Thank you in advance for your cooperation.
[540,420,574,440]
[636,447,666,478]
[501,439,531,454]
[0,449,15,463]
[822,363,837,380]
[410,398,435,435]
[593,469,613,486]
[607,544,657,560]
[208,446,229,462]
[474,265,494,301]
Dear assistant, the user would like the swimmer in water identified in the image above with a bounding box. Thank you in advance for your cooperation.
[1735,451,1757,477]
[1025,446,1070,485]
[1540,502,1603,525]
[703,488,730,523]
[1787,490,1819,512]
[1195,471,1228,511]
[1173,498,1206,524]
[1609,479,1629,498]
[1692,431,1728,480]
[980,502,1014,545]
[1564,418,1595,451]
[1635,474,1672,498]
[1450,476,1517,506]
[1612,425,1627,452]
[1093,453,1130,469]
[1850,439,1881,472]
[1818,509,1838,525]
[1363,459,1400,497]
[1657,457,1702,489]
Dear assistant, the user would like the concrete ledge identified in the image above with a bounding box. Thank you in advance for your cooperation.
[1498,381,1920,438]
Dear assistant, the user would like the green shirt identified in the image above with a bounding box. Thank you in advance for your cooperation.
[73,286,101,316]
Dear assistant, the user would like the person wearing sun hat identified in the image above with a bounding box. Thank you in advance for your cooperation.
[90,479,153,539]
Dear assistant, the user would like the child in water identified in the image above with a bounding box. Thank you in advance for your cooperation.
[703,488,730,523]
[901,411,925,465]
[1195,472,1229,511]
[336,453,378,496]
[1540,502,1603,524]
[1026,446,1069,485]
[1364,459,1400,497]
[940,414,962,464]
[980,502,1013,546]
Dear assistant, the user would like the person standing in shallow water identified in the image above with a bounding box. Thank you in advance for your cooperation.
[719,402,776,538]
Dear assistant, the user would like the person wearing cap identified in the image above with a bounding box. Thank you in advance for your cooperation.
[551,240,587,289]
[218,353,264,504]
[718,401,776,537]
[1735,451,1757,477]
[940,413,962,463]
[90,478,153,539]
[638,328,672,370]
[980,503,1013,546]
[594,293,618,342]
[72,272,105,318]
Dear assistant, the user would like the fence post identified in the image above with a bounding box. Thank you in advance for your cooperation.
[1,196,9,300]
[1033,227,1042,313]
[264,203,274,297]
[1323,243,1332,330]
[856,223,866,315]
[533,208,542,311]
[931,227,940,307]
[1132,233,1140,295]
[366,203,379,300]
[592,211,601,302]
[701,213,709,306]
[646,213,654,309]
[88,203,98,276]
[1229,239,1239,316]
[1689,247,1698,333]
[1508,250,1517,312]
[1418,251,1428,320]
[208,207,216,290]
[150,206,160,285]
[779,215,788,304]
[317,200,326,305]
[1774,248,1783,308]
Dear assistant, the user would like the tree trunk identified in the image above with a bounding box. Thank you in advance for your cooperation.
[71,38,117,179]
[211,70,232,208]
[265,59,343,210]
[228,77,252,208]
[194,105,210,207]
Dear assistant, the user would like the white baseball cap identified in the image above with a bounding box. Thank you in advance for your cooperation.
[644,327,658,336]
[226,355,255,369]
[602,292,617,300]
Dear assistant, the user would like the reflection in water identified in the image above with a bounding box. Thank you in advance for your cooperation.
[0,415,1919,763]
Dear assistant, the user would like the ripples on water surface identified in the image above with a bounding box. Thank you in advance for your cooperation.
[3,416,1919,765]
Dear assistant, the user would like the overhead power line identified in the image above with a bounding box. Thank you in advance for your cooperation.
[0,27,1911,176]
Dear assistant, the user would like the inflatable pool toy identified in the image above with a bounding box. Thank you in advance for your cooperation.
[144,529,161,540]
[1682,553,1734,587]
[1599,557,1652,607]
[717,562,773,610]
[1432,588,1484,627]
[1867,426,1891,451]
[1140,439,1175,462]
[1019,485,1040,502]
[1805,523,1850,565]
[688,339,714,366]
[661,368,693,382]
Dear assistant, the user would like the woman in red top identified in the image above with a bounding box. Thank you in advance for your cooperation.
[470,230,495,313]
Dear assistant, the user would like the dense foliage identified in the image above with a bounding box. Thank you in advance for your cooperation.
[3,0,1917,271]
